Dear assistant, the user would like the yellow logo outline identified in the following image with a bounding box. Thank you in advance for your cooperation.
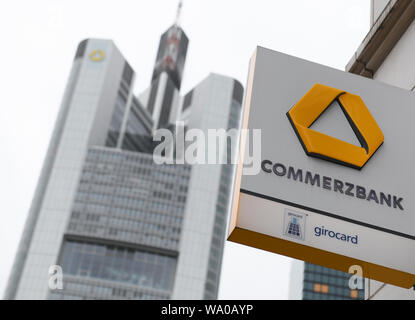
[89,49,105,62]
[287,83,384,170]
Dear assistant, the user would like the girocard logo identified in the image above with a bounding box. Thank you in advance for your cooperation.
[283,209,306,241]
[286,83,384,170]
[314,226,358,245]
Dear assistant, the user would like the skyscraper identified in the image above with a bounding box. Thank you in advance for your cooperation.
[147,24,188,130]
[4,4,243,300]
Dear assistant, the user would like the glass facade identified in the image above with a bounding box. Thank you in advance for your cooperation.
[106,87,129,147]
[66,147,190,251]
[49,147,190,300]
[302,263,364,300]
[60,240,176,291]
[204,93,242,299]
[169,75,243,299]
[122,96,154,153]
[157,76,176,129]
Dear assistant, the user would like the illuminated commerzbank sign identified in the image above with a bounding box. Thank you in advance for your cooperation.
[228,46,415,289]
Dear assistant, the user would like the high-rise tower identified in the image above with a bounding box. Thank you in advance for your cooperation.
[146,2,189,130]
[4,2,243,300]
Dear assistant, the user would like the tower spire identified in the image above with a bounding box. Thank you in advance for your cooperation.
[174,0,183,26]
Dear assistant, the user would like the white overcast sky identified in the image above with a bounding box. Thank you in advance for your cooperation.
[0,0,370,299]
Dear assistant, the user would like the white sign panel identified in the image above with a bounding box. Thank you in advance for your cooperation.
[228,47,415,288]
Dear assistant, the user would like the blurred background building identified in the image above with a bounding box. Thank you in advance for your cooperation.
[289,260,364,300]
[4,2,243,300]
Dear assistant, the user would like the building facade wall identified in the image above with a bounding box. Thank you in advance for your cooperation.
[373,19,415,89]
[365,16,415,301]
[302,264,364,300]
[4,43,85,300]
[371,0,391,26]
[49,148,190,300]
[172,74,242,299]
[289,260,304,300]
[6,39,126,299]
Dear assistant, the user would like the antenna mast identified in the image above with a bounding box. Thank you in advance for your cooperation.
[174,0,183,26]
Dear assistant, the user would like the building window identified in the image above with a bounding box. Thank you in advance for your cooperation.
[350,290,358,299]
[60,240,177,291]
[313,283,329,294]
